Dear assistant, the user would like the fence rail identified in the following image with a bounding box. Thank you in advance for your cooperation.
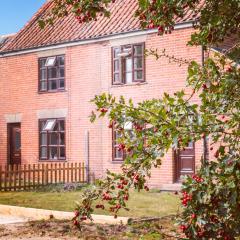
[0,162,86,192]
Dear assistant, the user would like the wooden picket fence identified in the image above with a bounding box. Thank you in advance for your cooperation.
[0,162,87,192]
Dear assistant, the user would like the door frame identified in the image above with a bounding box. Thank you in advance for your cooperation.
[7,123,21,165]
[173,143,196,183]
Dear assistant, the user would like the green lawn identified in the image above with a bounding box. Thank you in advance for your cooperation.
[0,189,180,218]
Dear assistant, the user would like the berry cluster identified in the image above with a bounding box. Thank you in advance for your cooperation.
[192,174,203,183]
[181,191,192,207]
[100,108,108,113]
[117,143,126,151]
[95,204,105,209]
[102,192,112,201]
[136,0,176,35]
[72,0,116,24]
[73,210,87,226]
[133,122,144,132]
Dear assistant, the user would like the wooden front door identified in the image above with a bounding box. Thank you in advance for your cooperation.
[175,142,195,182]
[8,123,21,165]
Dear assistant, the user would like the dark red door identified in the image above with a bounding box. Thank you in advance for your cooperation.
[175,142,195,182]
[8,123,21,165]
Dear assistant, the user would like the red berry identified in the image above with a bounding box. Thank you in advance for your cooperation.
[80,216,87,221]
[74,210,80,217]
[180,225,187,232]
[100,108,108,113]
[191,213,196,219]
[73,220,79,226]
[214,150,219,158]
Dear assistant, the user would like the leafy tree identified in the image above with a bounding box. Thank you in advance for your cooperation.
[40,0,240,239]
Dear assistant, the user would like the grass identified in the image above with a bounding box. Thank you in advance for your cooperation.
[0,188,180,218]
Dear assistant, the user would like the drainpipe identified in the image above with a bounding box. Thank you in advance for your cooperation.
[202,45,209,166]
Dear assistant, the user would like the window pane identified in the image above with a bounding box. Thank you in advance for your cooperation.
[125,72,132,84]
[59,79,65,89]
[60,147,65,158]
[59,120,65,131]
[113,73,120,83]
[40,121,46,131]
[114,148,123,159]
[114,48,120,58]
[49,147,58,160]
[59,67,65,78]
[114,131,122,144]
[134,45,143,55]
[40,147,47,159]
[60,133,65,145]
[114,60,119,71]
[53,121,59,131]
[40,69,47,80]
[58,56,65,66]
[48,67,57,79]
[40,59,46,68]
[49,80,57,90]
[45,57,56,67]
[43,119,56,131]
[40,81,47,91]
[40,133,47,145]
[134,71,143,80]
[49,133,58,145]
[15,131,21,151]
[134,57,143,69]
[124,121,133,130]
[125,58,132,72]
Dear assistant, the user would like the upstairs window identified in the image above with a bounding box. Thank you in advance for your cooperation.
[112,43,145,85]
[39,55,65,92]
[39,119,65,161]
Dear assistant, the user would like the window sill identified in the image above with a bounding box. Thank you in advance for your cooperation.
[112,160,124,164]
[111,82,147,88]
[39,159,67,163]
[38,90,67,94]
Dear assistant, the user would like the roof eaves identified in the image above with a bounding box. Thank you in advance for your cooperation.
[0,20,194,57]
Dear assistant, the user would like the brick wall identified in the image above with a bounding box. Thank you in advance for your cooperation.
[0,27,204,188]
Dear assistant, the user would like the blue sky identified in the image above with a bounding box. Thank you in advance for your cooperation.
[0,0,45,35]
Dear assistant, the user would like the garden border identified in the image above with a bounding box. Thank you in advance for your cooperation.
[0,204,129,225]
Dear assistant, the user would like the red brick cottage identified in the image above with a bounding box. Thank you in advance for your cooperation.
[0,0,206,189]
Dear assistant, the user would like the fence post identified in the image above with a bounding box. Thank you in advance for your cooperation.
[4,165,7,191]
[42,164,45,186]
[82,162,85,183]
[33,164,36,189]
[45,164,48,185]
[28,164,31,189]
[23,164,26,190]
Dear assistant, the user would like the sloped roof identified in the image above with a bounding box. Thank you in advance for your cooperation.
[0,34,15,50]
[1,0,197,54]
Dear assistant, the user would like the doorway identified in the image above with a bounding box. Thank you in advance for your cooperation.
[8,123,21,165]
[174,142,195,182]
